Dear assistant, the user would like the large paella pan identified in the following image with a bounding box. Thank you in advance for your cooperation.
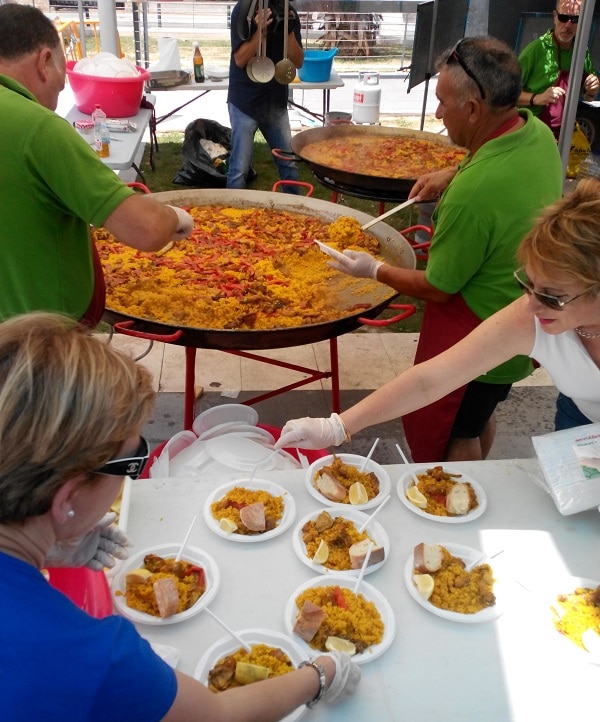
[99,189,416,351]
[286,125,466,196]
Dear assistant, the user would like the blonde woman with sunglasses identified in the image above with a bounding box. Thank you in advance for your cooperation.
[0,313,359,722]
[276,179,600,454]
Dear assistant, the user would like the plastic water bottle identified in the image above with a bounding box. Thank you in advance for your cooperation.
[92,104,110,158]
[193,42,205,83]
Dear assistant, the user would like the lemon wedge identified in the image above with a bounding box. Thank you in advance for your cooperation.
[325,636,357,656]
[406,485,427,509]
[313,539,330,564]
[413,573,434,600]
[234,662,270,685]
[348,482,368,505]
[219,517,238,534]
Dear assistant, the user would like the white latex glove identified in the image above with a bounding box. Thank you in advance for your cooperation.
[328,249,383,280]
[44,513,131,571]
[319,650,361,704]
[167,205,194,241]
[274,413,348,450]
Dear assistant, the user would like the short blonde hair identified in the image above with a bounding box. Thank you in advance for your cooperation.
[0,313,155,523]
[518,178,600,294]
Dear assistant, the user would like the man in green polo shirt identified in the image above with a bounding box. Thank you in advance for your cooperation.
[0,4,194,326]
[274,36,563,463]
[518,0,599,139]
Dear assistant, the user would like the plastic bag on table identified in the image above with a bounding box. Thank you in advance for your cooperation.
[531,422,600,514]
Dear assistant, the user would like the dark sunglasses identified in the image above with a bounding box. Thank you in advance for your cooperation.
[446,39,486,100]
[93,436,149,480]
[556,13,579,24]
[514,267,598,311]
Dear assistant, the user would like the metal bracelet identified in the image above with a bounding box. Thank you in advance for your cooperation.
[299,660,327,708]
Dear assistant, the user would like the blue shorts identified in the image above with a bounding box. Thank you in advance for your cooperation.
[554,392,592,430]
[449,380,512,439]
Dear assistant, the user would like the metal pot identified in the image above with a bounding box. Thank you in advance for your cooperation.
[101,189,416,351]
[286,125,460,196]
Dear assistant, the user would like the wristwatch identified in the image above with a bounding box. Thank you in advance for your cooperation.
[299,660,327,708]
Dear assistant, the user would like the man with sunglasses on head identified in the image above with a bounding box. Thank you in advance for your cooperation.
[276,180,600,455]
[282,36,562,464]
[518,0,599,139]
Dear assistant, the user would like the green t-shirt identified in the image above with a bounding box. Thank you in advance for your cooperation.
[519,28,596,117]
[0,76,134,321]
[425,109,563,384]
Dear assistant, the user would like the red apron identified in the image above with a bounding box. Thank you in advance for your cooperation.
[80,241,106,328]
[402,293,482,463]
[539,35,588,140]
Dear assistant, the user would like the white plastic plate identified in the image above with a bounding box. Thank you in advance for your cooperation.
[403,542,503,623]
[305,453,391,511]
[396,466,487,524]
[203,479,296,542]
[112,542,220,626]
[291,507,390,576]
[194,629,306,722]
[283,574,396,664]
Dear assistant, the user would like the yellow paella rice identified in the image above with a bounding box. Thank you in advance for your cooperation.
[552,585,600,650]
[210,486,284,535]
[295,584,384,653]
[94,206,391,331]
[301,135,466,179]
[301,512,372,570]
[415,546,495,614]
[314,455,380,502]
[124,555,206,617]
[208,644,295,692]
[410,466,478,517]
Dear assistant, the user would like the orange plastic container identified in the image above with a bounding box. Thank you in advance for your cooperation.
[66,61,151,117]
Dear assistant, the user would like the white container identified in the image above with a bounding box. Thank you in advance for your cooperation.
[352,71,381,124]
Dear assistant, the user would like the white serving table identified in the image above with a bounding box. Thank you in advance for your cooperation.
[152,72,345,125]
[65,101,154,180]
[119,459,599,721]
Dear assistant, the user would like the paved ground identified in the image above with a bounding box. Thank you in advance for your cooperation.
[143,386,558,465]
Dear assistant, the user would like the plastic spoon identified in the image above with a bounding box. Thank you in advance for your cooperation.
[204,607,252,652]
[357,493,391,533]
[175,513,198,562]
[274,0,296,84]
[353,542,373,594]
[248,448,280,483]
[358,437,379,472]
[395,443,421,489]
[466,548,504,572]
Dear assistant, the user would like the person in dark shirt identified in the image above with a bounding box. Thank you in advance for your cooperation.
[226,0,303,191]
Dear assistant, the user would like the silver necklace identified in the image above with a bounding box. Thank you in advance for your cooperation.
[575,326,600,339]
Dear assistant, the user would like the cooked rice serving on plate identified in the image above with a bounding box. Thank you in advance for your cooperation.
[211,486,284,535]
[314,456,380,502]
[409,466,478,516]
[302,512,373,570]
[124,555,205,617]
[295,585,384,652]
[208,644,294,692]
[414,546,495,614]
[552,585,600,649]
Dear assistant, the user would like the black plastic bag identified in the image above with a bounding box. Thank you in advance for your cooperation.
[172,118,257,188]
